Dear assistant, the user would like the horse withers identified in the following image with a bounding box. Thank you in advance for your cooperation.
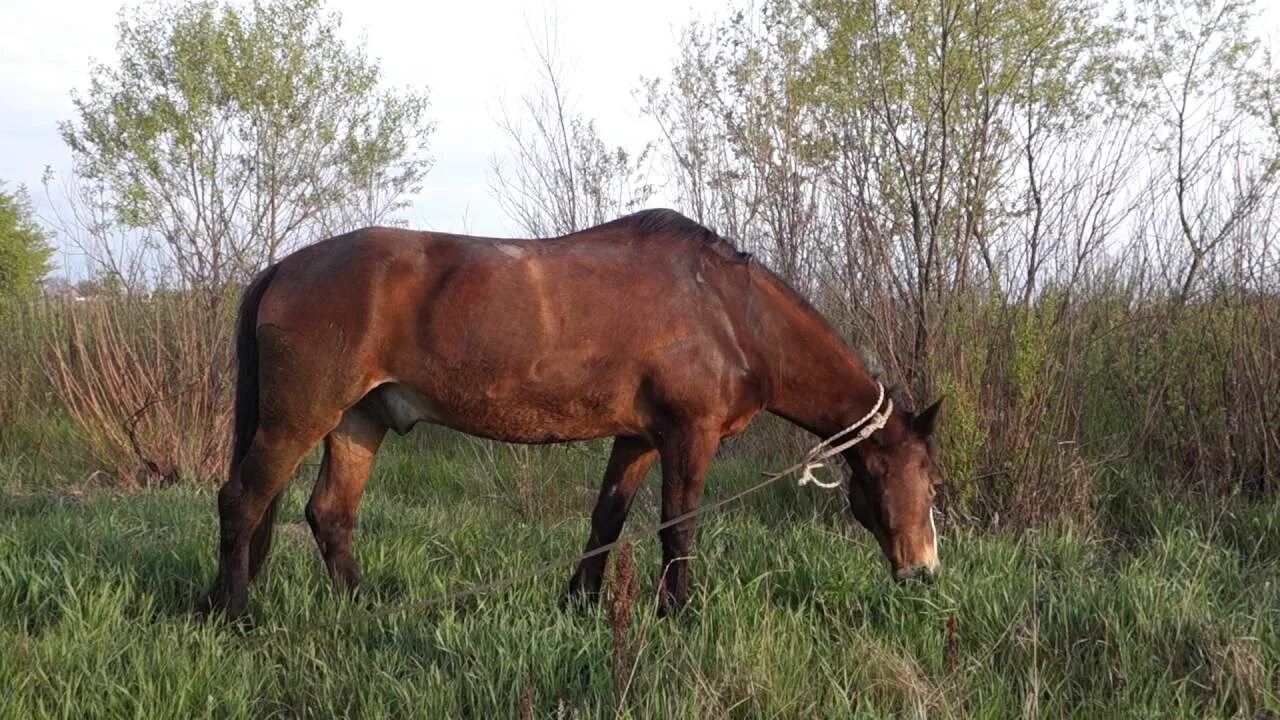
[201,209,943,619]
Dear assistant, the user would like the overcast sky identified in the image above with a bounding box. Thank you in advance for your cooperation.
[3,0,1278,278]
[0,0,721,276]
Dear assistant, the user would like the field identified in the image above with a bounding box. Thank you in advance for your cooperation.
[3,0,1279,715]
[3,430,1278,719]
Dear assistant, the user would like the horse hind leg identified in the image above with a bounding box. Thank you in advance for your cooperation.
[205,423,325,619]
[306,407,386,595]
[204,316,377,619]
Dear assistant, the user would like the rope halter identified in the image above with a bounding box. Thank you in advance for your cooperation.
[796,382,894,489]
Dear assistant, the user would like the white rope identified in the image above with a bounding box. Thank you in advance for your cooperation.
[796,383,894,489]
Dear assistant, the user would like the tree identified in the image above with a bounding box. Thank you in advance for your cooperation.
[642,4,825,283]
[61,0,434,290]
[489,21,652,237]
[0,182,54,312]
[647,0,1123,368]
[1127,0,1278,302]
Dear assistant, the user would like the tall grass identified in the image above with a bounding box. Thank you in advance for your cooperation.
[0,438,1276,718]
[2,291,237,486]
[0,301,59,445]
[812,286,1280,529]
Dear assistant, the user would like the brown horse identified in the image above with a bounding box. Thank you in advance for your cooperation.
[202,209,942,619]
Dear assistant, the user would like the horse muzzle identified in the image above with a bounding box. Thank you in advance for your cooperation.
[893,562,940,583]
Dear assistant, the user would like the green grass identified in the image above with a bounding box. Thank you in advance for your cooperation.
[1,434,1278,718]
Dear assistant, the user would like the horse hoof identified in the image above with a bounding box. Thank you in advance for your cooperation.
[195,587,248,623]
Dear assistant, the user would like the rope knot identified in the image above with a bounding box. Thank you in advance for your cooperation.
[795,383,893,490]
[797,461,841,489]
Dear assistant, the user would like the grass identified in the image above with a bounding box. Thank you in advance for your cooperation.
[1,432,1278,718]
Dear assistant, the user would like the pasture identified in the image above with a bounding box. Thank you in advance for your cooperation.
[2,0,1279,715]
[3,430,1277,718]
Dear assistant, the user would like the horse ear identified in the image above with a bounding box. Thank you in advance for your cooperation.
[912,398,943,436]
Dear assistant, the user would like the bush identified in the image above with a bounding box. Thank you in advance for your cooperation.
[41,289,238,486]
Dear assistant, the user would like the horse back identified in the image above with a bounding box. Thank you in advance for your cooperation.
[255,224,767,442]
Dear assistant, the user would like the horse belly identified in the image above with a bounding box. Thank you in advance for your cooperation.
[363,373,638,444]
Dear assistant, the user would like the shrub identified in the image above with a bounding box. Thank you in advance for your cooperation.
[42,290,237,486]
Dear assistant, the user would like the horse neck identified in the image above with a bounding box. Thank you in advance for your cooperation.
[750,273,883,438]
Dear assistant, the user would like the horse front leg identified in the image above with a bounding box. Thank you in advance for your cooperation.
[656,424,720,616]
[564,436,657,607]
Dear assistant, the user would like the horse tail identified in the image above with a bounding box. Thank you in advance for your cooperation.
[232,263,281,578]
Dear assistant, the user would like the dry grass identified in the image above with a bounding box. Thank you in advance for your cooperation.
[40,291,236,486]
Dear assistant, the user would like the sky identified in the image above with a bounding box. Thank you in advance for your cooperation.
[0,0,722,277]
[3,0,1278,278]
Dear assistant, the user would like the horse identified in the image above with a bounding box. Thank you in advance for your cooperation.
[201,209,943,619]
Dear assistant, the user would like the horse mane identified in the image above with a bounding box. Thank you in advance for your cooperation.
[601,208,752,263]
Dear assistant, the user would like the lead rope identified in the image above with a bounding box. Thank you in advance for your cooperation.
[252,385,894,635]
[796,383,893,489]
